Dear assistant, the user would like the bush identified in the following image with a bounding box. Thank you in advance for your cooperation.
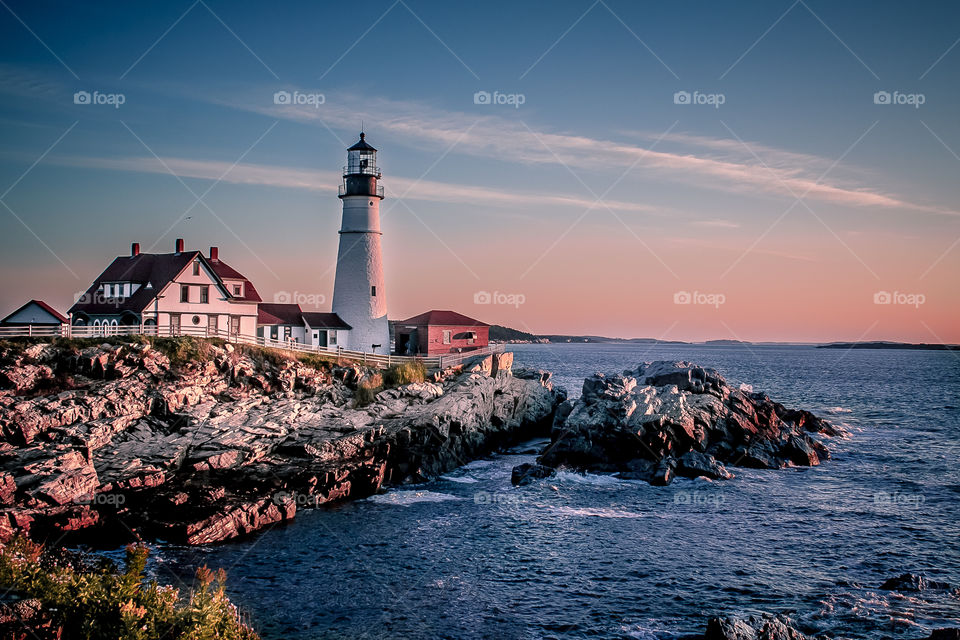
[383,361,426,386]
[0,537,259,640]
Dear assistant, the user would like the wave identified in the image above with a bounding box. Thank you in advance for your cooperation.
[825,407,853,414]
[545,505,644,519]
[365,490,463,506]
[555,470,629,486]
[440,475,480,484]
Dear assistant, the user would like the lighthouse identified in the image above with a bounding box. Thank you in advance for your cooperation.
[332,132,389,354]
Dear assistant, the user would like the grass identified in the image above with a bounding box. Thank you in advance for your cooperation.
[383,361,426,386]
[354,362,428,407]
[0,537,259,640]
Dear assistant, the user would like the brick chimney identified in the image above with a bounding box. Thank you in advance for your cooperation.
[175,238,184,254]
[131,242,140,257]
[209,246,219,262]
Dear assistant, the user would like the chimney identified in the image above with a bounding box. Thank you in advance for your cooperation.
[209,246,219,262]
[131,242,140,257]
[175,238,184,254]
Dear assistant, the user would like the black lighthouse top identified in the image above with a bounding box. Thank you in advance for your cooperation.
[340,132,384,199]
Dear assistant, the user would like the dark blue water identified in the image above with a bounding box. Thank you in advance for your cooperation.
[139,344,960,639]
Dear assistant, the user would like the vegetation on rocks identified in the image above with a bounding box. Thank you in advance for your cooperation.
[0,537,258,640]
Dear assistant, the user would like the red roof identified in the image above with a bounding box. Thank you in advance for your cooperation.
[395,310,488,327]
[1,300,68,325]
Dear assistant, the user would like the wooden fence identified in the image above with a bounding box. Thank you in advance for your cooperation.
[0,324,504,370]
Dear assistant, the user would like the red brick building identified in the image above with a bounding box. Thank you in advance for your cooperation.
[393,310,489,356]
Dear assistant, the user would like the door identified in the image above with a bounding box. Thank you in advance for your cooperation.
[230,315,240,336]
[170,314,180,336]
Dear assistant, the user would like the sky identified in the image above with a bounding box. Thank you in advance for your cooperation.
[0,0,958,343]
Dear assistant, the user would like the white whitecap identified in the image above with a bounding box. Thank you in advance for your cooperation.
[555,470,626,486]
[824,406,852,414]
[546,505,643,519]
[440,475,480,484]
[366,490,463,506]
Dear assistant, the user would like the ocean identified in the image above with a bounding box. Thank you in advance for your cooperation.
[142,344,960,639]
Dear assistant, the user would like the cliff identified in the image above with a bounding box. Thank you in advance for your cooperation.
[0,338,563,545]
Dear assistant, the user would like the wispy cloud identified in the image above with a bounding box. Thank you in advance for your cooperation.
[230,91,958,217]
[49,154,665,215]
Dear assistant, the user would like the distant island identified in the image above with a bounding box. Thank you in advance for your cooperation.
[489,325,686,345]
[818,341,959,351]
[490,327,956,351]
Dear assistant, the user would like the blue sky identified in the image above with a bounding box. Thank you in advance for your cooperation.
[1,0,958,341]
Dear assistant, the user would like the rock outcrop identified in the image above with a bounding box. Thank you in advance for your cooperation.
[0,340,563,544]
[515,361,837,486]
[701,613,809,640]
[880,573,952,592]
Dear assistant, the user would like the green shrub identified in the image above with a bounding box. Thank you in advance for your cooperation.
[0,537,259,640]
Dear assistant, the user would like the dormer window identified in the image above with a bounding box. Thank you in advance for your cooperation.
[233,285,241,296]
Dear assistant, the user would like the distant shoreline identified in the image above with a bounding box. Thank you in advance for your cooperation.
[489,326,957,351]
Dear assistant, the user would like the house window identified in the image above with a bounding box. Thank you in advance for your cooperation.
[233,285,241,296]
[200,286,209,304]
[191,315,201,325]
[257,327,264,338]
[371,286,376,296]
[193,261,200,276]
[329,331,337,346]
[180,285,189,303]
[283,326,291,340]
[443,330,452,344]
[271,326,278,340]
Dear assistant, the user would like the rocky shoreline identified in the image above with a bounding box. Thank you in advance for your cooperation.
[0,338,564,545]
[513,361,840,486]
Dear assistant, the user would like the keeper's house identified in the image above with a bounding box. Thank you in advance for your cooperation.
[68,239,260,335]
[393,310,489,356]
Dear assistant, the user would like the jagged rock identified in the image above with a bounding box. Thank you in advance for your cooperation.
[704,613,807,640]
[676,451,733,480]
[880,573,951,591]
[536,361,834,486]
[511,462,556,486]
[0,339,564,544]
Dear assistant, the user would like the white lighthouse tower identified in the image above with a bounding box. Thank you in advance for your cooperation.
[332,132,389,354]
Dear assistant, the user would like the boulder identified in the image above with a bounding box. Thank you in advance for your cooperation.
[537,361,835,486]
[880,573,951,591]
[511,463,556,486]
[704,613,807,640]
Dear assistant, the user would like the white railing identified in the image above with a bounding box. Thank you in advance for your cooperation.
[0,324,504,370]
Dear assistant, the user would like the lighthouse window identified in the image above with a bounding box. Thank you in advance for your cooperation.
[371,286,376,297]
